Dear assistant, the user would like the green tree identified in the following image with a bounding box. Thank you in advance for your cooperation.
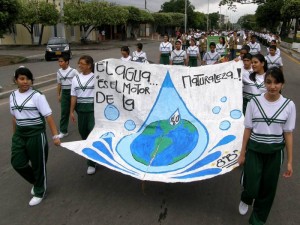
[38,1,59,45]
[255,0,283,33]
[209,12,220,30]
[237,14,256,30]
[192,11,206,30]
[160,0,195,28]
[152,12,172,33]
[0,0,19,38]
[281,0,300,40]
[17,0,59,44]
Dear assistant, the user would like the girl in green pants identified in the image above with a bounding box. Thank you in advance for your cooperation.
[238,67,296,225]
[10,67,60,206]
[70,55,97,175]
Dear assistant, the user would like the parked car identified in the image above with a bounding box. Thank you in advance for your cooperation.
[45,37,72,61]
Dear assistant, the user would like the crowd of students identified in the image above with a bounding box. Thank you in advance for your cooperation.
[9,31,295,225]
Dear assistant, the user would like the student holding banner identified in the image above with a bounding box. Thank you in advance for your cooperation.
[187,38,200,67]
[10,67,60,206]
[170,40,187,66]
[70,55,97,175]
[159,34,172,65]
[238,67,296,225]
[56,55,78,139]
[242,54,267,114]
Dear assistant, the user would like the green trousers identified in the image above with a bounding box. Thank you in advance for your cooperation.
[11,132,48,198]
[241,149,283,225]
[77,111,96,167]
[60,89,71,134]
[188,57,198,67]
[160,54,170,65]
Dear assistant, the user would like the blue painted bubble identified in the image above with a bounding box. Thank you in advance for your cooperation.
[220,96,227,103]
[230,110,242,119]
[219,120,231,130]
[104,105,119,121]
[212,106,221,114]
[124,120,136,131]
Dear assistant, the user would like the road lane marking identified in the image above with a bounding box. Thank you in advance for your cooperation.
[281,50,300,64]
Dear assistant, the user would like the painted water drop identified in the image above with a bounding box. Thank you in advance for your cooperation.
[124,120,136,131]
[104,105,119,121]
[219,120,231,130]
[230,109,242,119]
[220,96,227,103]
[212,106,221,114]
[116,72,209,173]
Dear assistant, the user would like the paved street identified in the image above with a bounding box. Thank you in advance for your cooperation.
[0,40,299,225]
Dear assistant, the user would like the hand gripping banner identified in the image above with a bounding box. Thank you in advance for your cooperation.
[62,59,244,183]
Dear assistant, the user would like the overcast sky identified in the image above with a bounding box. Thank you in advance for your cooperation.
[107,0,258,23]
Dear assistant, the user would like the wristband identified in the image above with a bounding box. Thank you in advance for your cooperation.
[52,135,60,140]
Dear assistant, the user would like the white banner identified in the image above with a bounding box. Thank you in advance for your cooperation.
[62,59,244,183]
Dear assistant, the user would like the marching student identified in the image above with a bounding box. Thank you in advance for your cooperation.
[248,35,261,55]
[187,38,200,67]
[216,36,227,58]
[267,40,281,56]
[70,55,97,175]
[235,45,250,61]
[265,45,283,71]
[159,34,172,65]
[241,53,253,114]
[170,40,187,66]
[120,46,132,61]
[132,42,148,63]
[238,67,296,225]
[57,55,78,139]
[202,42,221,65]
[10,67,60,206]
[242,54,267,114]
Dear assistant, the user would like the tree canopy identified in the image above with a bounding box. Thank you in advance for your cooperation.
[0,0,19,38]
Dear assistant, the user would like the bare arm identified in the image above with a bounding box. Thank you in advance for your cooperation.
[45,115,61,146]
[238,128,251,166]
[57,83,62,102]
[70,96,77,123]
[283,132,293,177]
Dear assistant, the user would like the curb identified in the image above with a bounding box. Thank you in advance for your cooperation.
[0,77,57,100]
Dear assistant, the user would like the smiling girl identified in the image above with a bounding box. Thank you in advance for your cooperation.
[242,54,267,114]
[10,67,60,206]
[238,67,296,225]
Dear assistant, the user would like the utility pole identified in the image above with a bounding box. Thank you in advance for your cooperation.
[207,0,209,32]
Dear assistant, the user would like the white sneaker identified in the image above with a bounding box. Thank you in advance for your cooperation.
[29,196,43,206]
[239,201,249,215]
[31,187,34,195]
[87,166,96,175]
[58,132,68,139]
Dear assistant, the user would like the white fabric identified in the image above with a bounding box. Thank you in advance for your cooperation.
[62,59,244,183]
